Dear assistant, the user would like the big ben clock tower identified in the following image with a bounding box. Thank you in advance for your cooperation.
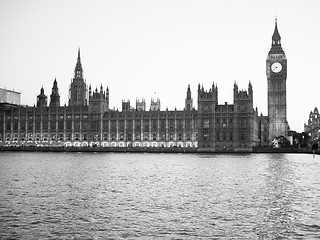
[267,19,288,142]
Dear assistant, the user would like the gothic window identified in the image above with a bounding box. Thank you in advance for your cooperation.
[28,122,33,131]
[135,133,141,140]
[74,133,80,140]
[111,133,116,141]
[119,133,124,140]
[144,133,149,140]
[57,133,63,141]
[203,133,209,141]
[240,134,245,141]
[186,133,191,141]
[203,119,209,128]
[169,133,174,140]
[160,133,165,141]
[127,133,132,141]
[240,118,244,128]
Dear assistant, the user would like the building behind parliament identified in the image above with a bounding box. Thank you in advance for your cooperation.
[0,21,288,152]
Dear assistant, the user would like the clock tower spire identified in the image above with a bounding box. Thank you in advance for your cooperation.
[266,19,288,142]
[269,18,284,54]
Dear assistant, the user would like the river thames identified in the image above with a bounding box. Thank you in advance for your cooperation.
[0,152,319,239]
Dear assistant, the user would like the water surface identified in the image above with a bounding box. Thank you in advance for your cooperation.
[0,152,320,239]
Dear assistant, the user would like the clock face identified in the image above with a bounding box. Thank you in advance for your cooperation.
[271,62,282,73]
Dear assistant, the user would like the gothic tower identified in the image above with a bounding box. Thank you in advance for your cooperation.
[49,78,60,107]
[88,84,109,113]
[197,82,218,151]
[68,48,88,106]
[233,82,255,150]
[185,84,193,110]
[36,87,47,107]
[266,19,288,141]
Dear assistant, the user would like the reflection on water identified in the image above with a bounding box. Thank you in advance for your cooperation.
[0,152,320,239]
[258,154,296,238]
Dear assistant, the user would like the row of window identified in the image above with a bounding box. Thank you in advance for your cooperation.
[202,132,246,141]
[1,132,195,142]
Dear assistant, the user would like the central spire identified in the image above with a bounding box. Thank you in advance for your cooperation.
[77,48,81,60]
[74,48,83,78]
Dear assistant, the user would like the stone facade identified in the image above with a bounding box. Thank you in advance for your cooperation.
[0,20,290,151]
[304,107,320,143]
[197,82,260,152]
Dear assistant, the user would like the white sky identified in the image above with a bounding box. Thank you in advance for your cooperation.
[1,0,319,132]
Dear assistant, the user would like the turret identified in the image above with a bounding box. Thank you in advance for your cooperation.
[136,98,146,111]
[36,86,47,107]
[185,84,193,110]
[122,100,131,111]
[233,82,253,100]
[49,78,60,107]
[197,82,218,109]
[233,82,238,99]
[150,98,160,111]
[233,81,253,112]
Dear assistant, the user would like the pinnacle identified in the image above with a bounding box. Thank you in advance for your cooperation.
[272,18,281,42]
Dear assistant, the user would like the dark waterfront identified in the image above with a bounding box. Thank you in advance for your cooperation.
[0,153,320,239]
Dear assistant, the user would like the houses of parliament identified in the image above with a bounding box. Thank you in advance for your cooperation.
[0,20,289,152]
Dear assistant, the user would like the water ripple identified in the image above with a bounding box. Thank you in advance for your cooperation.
[0,152,320,239]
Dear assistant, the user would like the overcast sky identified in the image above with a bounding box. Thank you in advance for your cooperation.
[1,0,319,132]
